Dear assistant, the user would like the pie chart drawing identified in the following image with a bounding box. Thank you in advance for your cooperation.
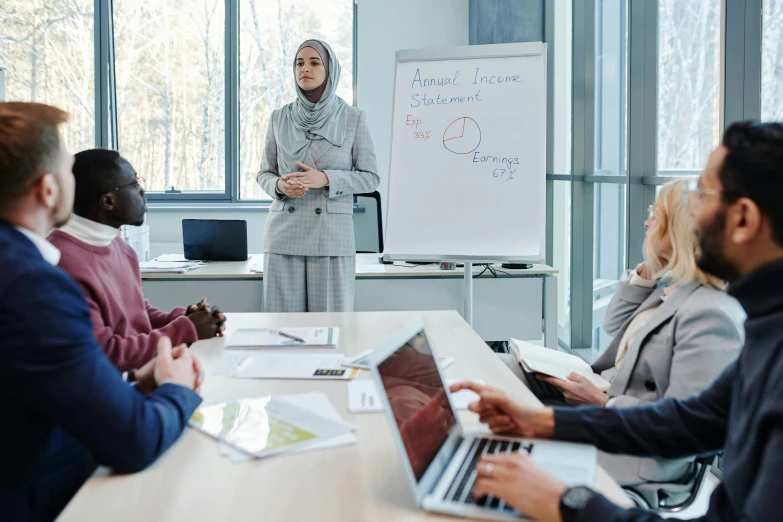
[442,117,482,154]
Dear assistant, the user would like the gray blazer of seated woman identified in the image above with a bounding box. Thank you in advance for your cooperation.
[257,39,380,312]
[499,180,744,505]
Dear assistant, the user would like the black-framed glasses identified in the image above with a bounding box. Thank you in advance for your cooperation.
[104,176,146,194]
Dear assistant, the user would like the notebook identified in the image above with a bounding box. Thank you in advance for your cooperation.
[509,339,611,392]
[226,327,339,349]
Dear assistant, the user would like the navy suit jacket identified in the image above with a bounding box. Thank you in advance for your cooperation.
[0,222,202,522]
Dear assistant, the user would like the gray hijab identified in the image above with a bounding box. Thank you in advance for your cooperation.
[276,39,347,175]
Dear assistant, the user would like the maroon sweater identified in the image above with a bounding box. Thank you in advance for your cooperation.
[48,230,198,371]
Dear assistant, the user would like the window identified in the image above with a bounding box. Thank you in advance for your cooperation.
[552,181,572,344]
[762,0,783,121]
[0,0,95,153]
[594,0,628,177]
[657,0,722,176]
[549,0,572,347]
[239,0,354,200]
[113,0,226,195]
[552,0,572,175]
[592,182,627,350]
[591,1,628,351]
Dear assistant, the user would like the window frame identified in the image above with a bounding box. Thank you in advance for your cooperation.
[593,0,628,178]
[98,0,357,205]
[545,0,760,354]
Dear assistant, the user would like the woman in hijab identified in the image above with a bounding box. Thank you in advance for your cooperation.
[257,39,380,312]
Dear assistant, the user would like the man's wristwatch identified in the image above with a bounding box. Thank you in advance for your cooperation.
[560,486,597,521]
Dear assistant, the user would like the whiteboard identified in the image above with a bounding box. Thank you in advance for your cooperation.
[384,43,547,261]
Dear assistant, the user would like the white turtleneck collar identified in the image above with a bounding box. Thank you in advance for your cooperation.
[58,214,120,247]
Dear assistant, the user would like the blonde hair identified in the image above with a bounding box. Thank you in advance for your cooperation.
[643,180,724,288]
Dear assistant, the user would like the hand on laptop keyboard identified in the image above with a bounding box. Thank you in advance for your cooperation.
[473,452,568,522]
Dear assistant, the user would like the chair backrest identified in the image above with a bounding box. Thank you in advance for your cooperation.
[353,191,384,254]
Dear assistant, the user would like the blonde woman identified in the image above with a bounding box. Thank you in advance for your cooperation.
[500,180,744,504]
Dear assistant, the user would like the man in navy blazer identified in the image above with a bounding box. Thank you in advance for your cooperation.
[0,103,204,522]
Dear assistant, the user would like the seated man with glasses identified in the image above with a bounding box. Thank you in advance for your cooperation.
[450,121,783,522]
[49,149,226,373]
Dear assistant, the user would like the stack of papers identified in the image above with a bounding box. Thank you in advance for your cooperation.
[218,392,357,462]
[347,379,484,413]
[249,263,263,273]
[226,327,339,349]
[191,392,356,459]
[214,352,359,380]
[356,264,386,274]
[139,260,205,274]
[153,254,191,262]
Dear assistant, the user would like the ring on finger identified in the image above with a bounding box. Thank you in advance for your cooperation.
[484,463,494,478]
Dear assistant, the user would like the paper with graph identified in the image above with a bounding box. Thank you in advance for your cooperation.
[190,396,354,458]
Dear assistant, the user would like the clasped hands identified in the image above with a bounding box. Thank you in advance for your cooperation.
[186,297,226,339]
[134,337,205,396]
[276,162,329,198]
[134,298,221,395]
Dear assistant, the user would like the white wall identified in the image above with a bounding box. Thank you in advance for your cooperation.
[145,0,469,256]
[356,0,470,219]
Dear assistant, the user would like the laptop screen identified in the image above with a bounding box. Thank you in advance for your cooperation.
[182,219,248,261]
[377,329,457,482]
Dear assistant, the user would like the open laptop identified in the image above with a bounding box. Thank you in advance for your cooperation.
[368,319,598,521]
[182,219,248,261]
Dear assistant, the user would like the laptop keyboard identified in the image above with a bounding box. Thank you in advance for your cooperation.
[444,438,534,514]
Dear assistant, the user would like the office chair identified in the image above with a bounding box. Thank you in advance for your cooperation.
[354,191,384,253]
[623,453,718,513]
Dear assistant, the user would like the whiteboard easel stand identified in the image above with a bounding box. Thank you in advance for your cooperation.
[381,255,542,328]
[382,42,548,329]
[463,261,474,326]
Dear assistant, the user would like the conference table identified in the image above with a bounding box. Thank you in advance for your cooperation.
[141,253,560,348]
[57,311,630,521]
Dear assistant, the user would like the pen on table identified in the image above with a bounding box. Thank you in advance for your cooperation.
[275,330,306,343]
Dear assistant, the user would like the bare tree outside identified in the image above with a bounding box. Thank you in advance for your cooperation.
[0,1,96,154]
[762,0,783,121]
[7,1,775,196]
[109,0,353,197]
[113,0,227,194]
[238,0,353,200]
[657,0,721,174]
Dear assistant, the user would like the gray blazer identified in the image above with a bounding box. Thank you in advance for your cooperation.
[257,105,380,257]
[592,279,745,492]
